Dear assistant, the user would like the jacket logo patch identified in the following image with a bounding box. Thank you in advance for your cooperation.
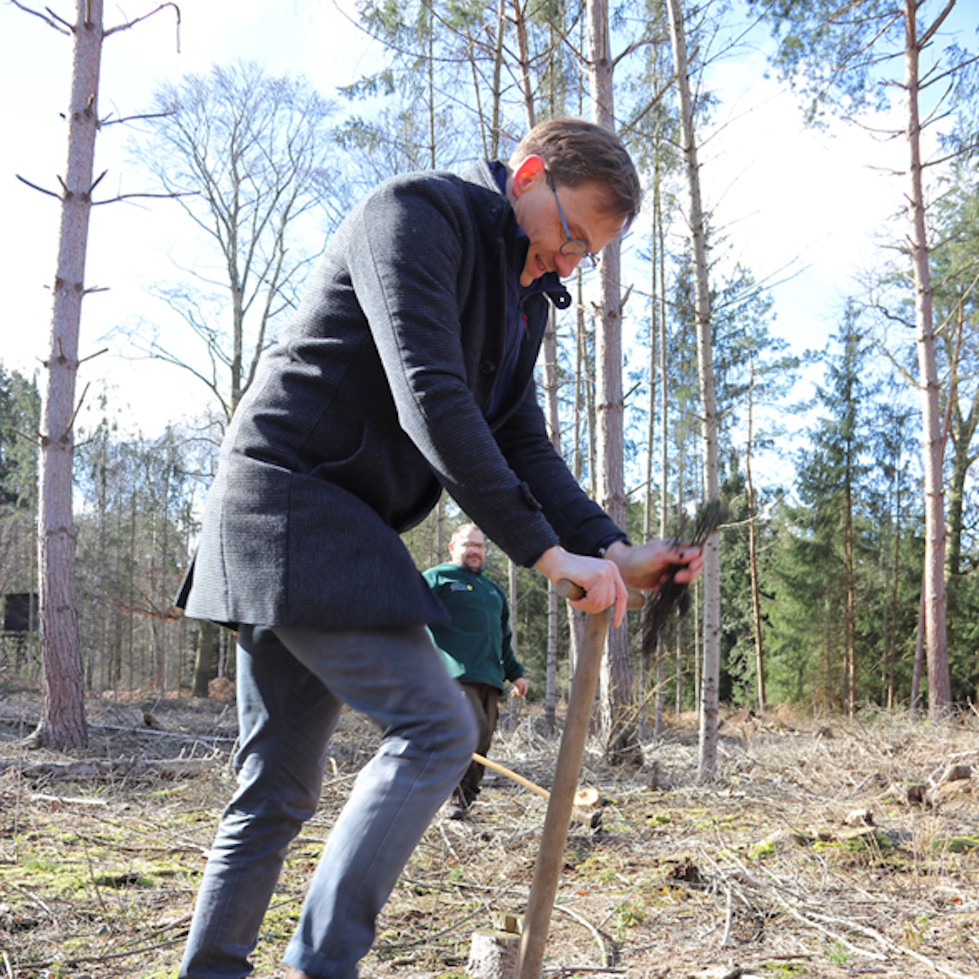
[450,583,473,591]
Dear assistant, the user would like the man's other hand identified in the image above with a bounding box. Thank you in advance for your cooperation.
[604,539,704,592]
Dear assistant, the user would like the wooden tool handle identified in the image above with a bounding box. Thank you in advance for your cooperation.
[555,577,645,610]
[515,607,612,979]
[472,752,550,801]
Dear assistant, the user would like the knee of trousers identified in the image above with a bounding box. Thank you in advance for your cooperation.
[405,691,479,775]
[230,753,325,827]
[403,681,480,761]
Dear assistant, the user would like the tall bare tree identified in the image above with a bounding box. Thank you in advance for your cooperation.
[541,307,563,730]
[134,62,341,423]
[666,0,721,778]
[32,0,106,749]
[13,0,179,747]
[905,0,952,713]
[585,0,637,760]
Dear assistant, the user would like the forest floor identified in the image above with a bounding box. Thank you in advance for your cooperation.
[0,685,978,979]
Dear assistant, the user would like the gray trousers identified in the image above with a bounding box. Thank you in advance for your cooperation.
[178,623,477,979]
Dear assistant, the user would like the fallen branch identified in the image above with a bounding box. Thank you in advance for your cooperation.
[554,902,611,965]
[0,757,219,781]
[716,850,976,979]
[29,792,107,806]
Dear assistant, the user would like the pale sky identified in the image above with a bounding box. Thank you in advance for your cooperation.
[0,0,972,446]
[0,0,382,434]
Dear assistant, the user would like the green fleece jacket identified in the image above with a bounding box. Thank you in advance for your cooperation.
[422,563,523,690]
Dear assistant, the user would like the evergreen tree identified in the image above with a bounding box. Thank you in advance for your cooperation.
[748,0,977,716]
[0,366,41,510]
[0,367,42,657]
[767,306,887,711]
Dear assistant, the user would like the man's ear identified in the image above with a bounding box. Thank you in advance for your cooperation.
[511,154,545,198]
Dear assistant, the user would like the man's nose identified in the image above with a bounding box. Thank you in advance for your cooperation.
[554,250,580,278]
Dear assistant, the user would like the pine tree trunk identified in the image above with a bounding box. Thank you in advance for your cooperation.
[667,0,720,779]
[641,190,662,739]
[911,589,925,713]
[191,620,218,698]
[566,279,588,705]
[844,476,855,717]
[542,307,561,731]
[512,0,535,130]
[659,197,675,719]
[943,301,972,583]
[745,360,765,712]
[905,0,951,717]
[587,0,635,762]
[35,0,105,749]
[488,0,506,158]
[888,484,901,707]
[650,187,668,739]
[640,231,655,738]
[824,591,834,711]
[880,492,892,706]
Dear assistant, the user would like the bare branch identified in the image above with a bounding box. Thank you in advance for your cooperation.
[89,169,108,195]
[104,2,181,50]
[91,189,197,206]
[77,348,109,365]
[924,140,979,170]
[64,381,91,440]
[9,0,71,34]
[918,0,957,49]
[923,51,979,91]
[101,109,175,128]
[13,428,43,447]
[44,3,74,30]
[15,174,62,200]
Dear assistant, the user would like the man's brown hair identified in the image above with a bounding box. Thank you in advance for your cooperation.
[510,117,641,229]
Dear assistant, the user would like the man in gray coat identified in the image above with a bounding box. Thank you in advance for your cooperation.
[175,117,703,979]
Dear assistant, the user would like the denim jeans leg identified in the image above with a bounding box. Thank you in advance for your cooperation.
[272,624,477,979]
[179,625,342,979]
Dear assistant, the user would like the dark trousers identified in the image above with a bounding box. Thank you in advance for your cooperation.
[453,681,500,809]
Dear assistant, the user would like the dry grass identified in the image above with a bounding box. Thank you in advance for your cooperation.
[1,690,978,979]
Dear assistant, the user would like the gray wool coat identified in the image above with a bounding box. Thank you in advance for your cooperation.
[176,161,626,632]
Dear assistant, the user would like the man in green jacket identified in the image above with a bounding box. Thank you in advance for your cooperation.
[424,523,528,818]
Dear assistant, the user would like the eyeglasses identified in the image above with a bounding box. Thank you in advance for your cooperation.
[545,170,599,268]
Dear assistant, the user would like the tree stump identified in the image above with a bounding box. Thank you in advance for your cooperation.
[466,928,520,979]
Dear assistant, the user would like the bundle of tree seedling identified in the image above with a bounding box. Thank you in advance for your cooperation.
[641,499,725,649]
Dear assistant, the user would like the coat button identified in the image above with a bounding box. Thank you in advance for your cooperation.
[480,359,497,374]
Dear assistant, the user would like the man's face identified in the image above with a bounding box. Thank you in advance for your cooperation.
[508,154,626,287]
[449,529,486,572]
